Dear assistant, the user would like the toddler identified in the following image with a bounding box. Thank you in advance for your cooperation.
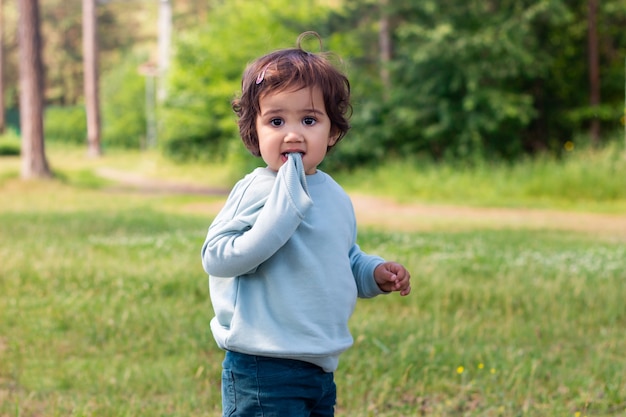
[201,32,411,417]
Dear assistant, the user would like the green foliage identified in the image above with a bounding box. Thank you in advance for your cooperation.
[4,108,20,132]
[322,0,626,167]
[0,128,21,156]
[83,0,624,168]
[330,1,564,161]
[0,142,19,157]
[101,53,147,149]
[160,0,333,162]
[6,0,626,168]
[44,105,87,144]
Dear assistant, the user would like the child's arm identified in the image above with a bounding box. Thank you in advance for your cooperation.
[350,243,412,297]
[202,154,311,277]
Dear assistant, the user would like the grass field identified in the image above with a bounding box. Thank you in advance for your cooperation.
[1,145,625,416]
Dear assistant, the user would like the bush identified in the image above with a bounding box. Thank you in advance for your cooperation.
[0,129,21,156]
[44,106,87,145]
[101,53,147,149]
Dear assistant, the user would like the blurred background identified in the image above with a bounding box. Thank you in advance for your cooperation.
[1,0,625,171]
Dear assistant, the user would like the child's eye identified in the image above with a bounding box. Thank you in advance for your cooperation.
[270,118,284,127]
[303,117,317,126]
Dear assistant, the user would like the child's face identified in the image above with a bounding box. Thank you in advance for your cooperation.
[256,86,337,175]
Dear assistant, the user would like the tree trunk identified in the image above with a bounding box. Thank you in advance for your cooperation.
[18,0,51,179]
[379,0,391,101]
[588,0,600,146]
[0,0,6,134]
[158,0,172,103]
[83,0,101,157]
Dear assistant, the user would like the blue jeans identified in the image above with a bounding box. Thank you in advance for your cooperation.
[221,351,336,417]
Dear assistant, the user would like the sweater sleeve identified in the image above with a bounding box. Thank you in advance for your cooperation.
[345,201,386,298]
[349,243,386,298]
[201,153,312,278]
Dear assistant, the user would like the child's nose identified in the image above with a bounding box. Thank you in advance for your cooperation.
[284,130,304,142]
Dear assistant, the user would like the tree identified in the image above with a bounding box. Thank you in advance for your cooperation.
[587,0,600,146]
[378,0,391,99]
[157,0,172,103]
[0,0,5,134]
[323,0,603,164]
[83,0,101,156]
[40,0,155,106]
[18,0,51,179]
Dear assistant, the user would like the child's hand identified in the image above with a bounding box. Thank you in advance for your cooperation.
[374,262,411,296]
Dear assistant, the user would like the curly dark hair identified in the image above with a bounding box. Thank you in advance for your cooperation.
[232,32,351,157]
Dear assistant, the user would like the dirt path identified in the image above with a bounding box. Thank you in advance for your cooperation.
[350,194,626,237]
[97,168,626,238]
[96,167,230,196]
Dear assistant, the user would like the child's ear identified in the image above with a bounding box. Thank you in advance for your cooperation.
[328,130,340,146]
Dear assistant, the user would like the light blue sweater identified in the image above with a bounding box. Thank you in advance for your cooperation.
[201,154,385,372]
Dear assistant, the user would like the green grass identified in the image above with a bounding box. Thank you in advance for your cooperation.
[0,193,222,416]
[1,145,625,416]
[334,142,626,214]
[343,230,625,416]
[4,141,625,212]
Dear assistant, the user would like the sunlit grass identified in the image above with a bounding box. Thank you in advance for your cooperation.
[2,141,626,213]
[1,144,625,416]
[340,229,625,416]
[334,142,626,213]
[1,201,624,416]
[0,143,244,190]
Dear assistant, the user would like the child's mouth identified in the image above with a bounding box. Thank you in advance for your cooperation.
[281,152,304,162]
